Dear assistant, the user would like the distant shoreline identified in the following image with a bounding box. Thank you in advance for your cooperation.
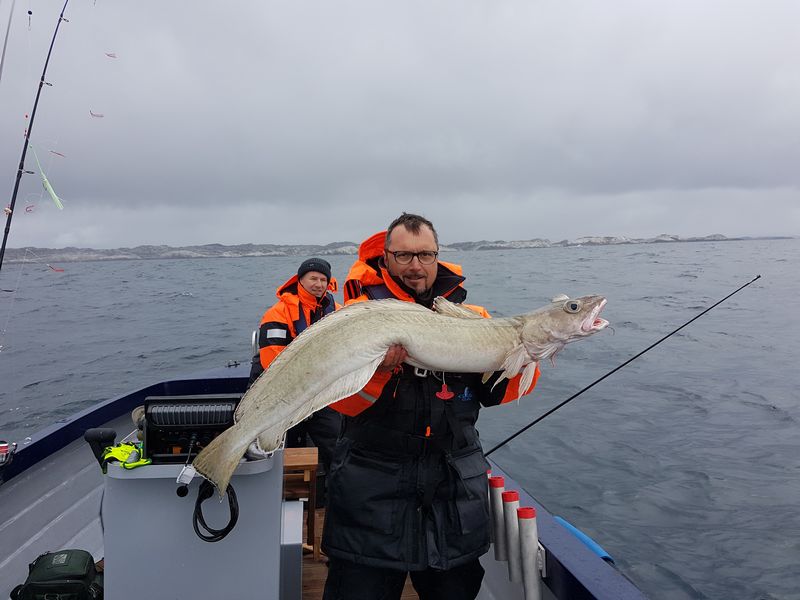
[4,234,794,264]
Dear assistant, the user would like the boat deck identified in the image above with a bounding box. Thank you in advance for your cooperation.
[1,373,649,600]
[301,507,418,599]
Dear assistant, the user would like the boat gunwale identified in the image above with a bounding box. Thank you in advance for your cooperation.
[1,365,249,483]
[486,460,646,599]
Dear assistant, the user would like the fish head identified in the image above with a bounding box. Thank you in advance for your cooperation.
[520,294,609,361]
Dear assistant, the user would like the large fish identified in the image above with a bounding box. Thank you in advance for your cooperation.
[192,295,609,494]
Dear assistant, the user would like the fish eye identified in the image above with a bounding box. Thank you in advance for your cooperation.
[564,300,581,313]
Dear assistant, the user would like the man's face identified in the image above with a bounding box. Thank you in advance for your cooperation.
[384,225,438,294]
[299,272,328,299]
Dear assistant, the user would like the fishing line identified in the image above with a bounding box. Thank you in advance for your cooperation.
[484,274,762,457]
[0,249,30,352]
[0,0,15,86]
[23,247,64,271]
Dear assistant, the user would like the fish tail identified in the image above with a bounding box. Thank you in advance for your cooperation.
[192,426,251,496]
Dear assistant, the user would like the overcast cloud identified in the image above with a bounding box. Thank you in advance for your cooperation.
[1,0,798,248]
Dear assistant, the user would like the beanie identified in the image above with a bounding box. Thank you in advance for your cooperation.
[297,258,331,281]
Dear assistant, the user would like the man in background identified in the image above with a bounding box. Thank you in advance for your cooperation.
[249,258,342,472]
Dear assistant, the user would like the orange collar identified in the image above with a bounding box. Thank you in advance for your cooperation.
[276,274,335,308]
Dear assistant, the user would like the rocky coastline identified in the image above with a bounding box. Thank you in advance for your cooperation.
[4,234,791,264]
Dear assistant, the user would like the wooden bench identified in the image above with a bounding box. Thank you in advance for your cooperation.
[283,447,320,561]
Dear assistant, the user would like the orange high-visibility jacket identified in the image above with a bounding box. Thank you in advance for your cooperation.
[255,274,341,374]
[331,231,539,416]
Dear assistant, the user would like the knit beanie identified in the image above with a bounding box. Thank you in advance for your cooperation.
[297,258,332,281]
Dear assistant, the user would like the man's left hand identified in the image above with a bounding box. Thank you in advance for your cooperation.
[378,344,408,371]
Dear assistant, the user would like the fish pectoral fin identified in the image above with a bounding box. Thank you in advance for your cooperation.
[499,343,528,377]
[432,296,483,319]
[481,371,494,385]
[518,361,539,399]
[491,343,530,391]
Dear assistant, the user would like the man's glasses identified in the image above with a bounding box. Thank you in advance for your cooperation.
[386,250,439,265]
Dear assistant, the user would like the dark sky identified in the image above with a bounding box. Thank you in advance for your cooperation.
[1,0,798,248]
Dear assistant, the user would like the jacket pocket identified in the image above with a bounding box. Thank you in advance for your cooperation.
[329,444,403,535]
[447,447,490,535]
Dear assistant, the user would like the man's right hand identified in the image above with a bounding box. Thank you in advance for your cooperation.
[378,344,408,372]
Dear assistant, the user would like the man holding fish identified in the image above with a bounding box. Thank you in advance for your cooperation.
[322,213,541,600]
[191,213,609,598]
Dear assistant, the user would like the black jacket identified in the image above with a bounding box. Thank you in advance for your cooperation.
[322,345,512,571]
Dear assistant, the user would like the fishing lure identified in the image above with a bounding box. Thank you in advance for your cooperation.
[29,145,64,209]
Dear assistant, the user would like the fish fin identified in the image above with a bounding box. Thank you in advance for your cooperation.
[432,296,483,319]
[276,299,425,351]
[490,375,506,392]
[492,343,529,391]
[256,355,384,452]
[551,294,569,303]
[481,371,494,384]
[237,300,428,422]
[192,424,253,497]
[245,440,271,460]
[255,430,285,455]
[499,343,528,378]
[518,361,538,399]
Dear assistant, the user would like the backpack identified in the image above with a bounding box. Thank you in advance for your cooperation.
[10,549,103,600]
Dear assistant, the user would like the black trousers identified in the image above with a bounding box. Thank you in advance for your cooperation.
[322,557,485,600]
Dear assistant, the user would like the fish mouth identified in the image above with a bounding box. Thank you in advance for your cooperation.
[581,298,609,333]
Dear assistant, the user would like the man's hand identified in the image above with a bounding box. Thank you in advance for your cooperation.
[378,344,408,372]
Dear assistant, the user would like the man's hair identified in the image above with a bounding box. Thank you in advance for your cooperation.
[385,213,439,248]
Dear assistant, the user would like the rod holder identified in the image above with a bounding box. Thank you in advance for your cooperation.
[502,490,522,582]
[489,476,507,561]
[518,506,542,600]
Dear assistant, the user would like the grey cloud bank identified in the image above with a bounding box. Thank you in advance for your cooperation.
[1,1,798,250]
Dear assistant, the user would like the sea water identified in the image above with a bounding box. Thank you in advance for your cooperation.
[1,238,798,599]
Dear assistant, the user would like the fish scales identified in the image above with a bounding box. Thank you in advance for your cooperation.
[234,305,520,456]
[192,296,609,494]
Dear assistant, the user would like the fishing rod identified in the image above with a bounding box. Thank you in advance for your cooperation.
[485,274,762,457]
[0,0,70,273]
